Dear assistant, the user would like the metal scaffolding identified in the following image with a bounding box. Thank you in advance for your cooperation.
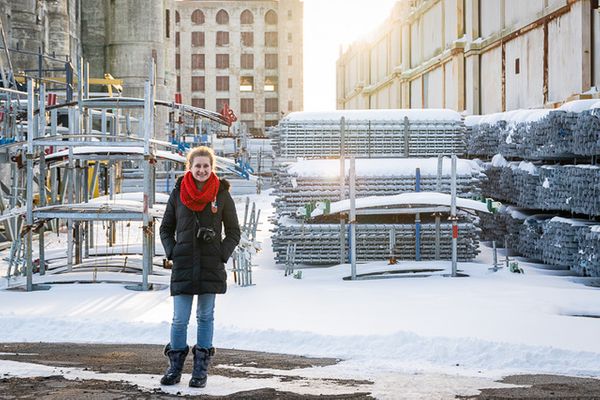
[0,59,231,291]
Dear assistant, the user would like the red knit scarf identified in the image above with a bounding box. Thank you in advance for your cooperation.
[180,171,220,212]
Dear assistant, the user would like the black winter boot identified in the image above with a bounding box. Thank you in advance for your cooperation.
[160,344,189,385]
[189,345,215,388]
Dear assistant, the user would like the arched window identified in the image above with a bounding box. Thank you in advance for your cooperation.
[265,10,277,25]
[240,10,253,24]
[175,11,180,23]
[191,9,205,25]
[216,9,229,24]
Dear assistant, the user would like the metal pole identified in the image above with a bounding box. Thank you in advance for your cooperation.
[435,155,442,260]
[25,79,34,291]
[450,154,458,277]
[141,60,155,291]
[38,144,46,276]
[339,116,346,264]
[349,157,356,280]
[37,83,46,274]
[415,167,421,261]
[403,116,409,157]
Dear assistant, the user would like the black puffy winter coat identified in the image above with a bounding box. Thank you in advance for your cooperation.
[160,176,241,296]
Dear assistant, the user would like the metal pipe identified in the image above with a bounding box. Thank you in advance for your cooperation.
[25,79,34,291]
[451,154,458,277]
[339,116,346,264]
[349,157,356,280]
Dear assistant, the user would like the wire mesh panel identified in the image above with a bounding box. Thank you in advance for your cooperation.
[271,222,481,265]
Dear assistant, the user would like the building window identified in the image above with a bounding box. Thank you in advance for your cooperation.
[288,10,292,19]
[216,76,229,91]
[192,98,205,109]
[288,100,293,111]
[216,31,229,46]
[165,9,170,38]
[265,54,278,69]
[176,11,180,23]
[287,78,292,88]
[192,32,205,47]
[240,53,254,69]
[217,98,230,111]
[216,54,229,69]
[241,32,253,47]
[175,32,180,47]
[265,98,278,113]
[288,55,292,66]
[241,98,254,113]
[287,32,292,42]
[176,76,180,92]
[240,9,253,24]
[240,76,254,92]
[191,9,205,25]
[265,10,277,25]
[192,54,205,70]
[265,76,278,91]
[191,76,205,92]
[265,32,278,47]
[175,53,180,69]
[216,9,229,24]
[515,58,520,75]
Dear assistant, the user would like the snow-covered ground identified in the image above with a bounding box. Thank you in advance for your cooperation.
[1,189,599,398]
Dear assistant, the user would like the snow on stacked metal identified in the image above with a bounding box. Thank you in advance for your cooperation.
[466,101,600,159]
[273,158,484,216]
[541,218,595,268]
[272,109,466,159]
[573,103,600,156]
[518,215,554,262]
[271,158,484,265]
[479,156,539,209]
[478,205,532,251]
[469,101,600,276]
[481,156,600,216]
[575,226,600,277]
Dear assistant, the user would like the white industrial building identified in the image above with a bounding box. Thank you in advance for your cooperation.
[336,0,600,114]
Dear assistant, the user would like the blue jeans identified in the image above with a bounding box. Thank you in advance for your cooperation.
[170,294,216,350]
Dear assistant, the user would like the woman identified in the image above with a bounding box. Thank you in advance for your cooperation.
[159,146,240,388]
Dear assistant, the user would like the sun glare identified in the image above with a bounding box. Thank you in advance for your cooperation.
[303,0,398,111]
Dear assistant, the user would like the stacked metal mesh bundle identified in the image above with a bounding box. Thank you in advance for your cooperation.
[272,116,466,159]
[271,222,481,265]
[465,121,503,157]
[272,158,484,216]
[480,164,537,208]
[541,218,593,268]
[538,165,600,215]
[527,111,579,158]
[478,206,530,250]
[573,108,600,156]
[467,107,596,159]
[574,227,600,277]
[482,163,600,216]
[518,215,554,261]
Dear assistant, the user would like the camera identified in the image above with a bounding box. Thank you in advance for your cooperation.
[197,227,217,242]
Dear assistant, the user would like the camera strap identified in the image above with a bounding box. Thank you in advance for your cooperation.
[194,207,218,231]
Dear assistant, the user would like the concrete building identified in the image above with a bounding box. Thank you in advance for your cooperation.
[174,0,304,135]
[336,0,600,114]
[1,0,80,77]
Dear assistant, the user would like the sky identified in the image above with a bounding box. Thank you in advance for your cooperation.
[302,0,399,111]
